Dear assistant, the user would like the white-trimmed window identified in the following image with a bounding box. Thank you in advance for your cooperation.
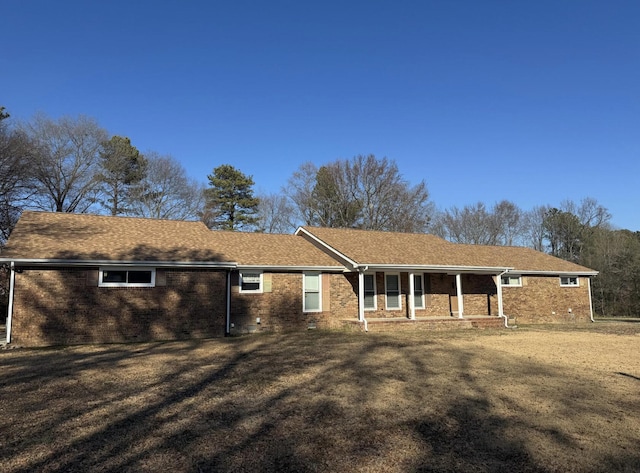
[239,271,263,293]
[385,273,401,310]
[501,275,522,287]
[413,274,425,309]
[364,273,376,310]
[303,272,322,312]
[560,276,579,287]
[99,267,155,287]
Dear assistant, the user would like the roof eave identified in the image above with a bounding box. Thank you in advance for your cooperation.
[236,264,346,272]
[0,258,237,269]
[353,263,513,274]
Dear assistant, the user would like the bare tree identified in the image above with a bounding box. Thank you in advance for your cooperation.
[21,114,108,213]
[284,162,320,226]
[285,155,433,232]
[127,153,205,220]
[256,192,297,233]
[491,200,525,246]
[433,202,497,244]
[0,107,32,244]
[522,205,549,251]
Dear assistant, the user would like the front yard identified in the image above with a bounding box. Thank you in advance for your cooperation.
[1,323,639,472]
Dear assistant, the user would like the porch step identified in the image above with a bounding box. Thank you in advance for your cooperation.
[343,316,506,333]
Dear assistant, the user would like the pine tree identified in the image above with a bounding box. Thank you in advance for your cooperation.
[203,164,259,231]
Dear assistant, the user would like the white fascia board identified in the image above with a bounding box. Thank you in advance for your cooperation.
[0,258,238,269]
[358,264,513,274]
[294,227,359,269]
[515,269,599,276]
[237,264,346,272]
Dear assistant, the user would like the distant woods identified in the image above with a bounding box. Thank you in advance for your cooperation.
[0,108,638,316]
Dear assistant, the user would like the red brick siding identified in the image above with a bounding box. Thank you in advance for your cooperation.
[11,267,227,346]
[230,272,358,333]
[502,276,592,323]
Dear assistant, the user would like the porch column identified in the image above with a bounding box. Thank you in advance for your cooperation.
[408,272,416,320]
[496,274,504,317]
[455,273,464,319]
[358,271,365,322]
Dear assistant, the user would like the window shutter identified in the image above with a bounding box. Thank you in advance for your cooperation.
[156,269,167,287]
[263,273,272,293]
[87,269,99,286]
[322,273,330,311]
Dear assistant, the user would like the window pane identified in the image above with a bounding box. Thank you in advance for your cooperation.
[413,275,423,293]
[386,275,399,291]
[305,274,320,291]
[364,274,375,291]
[364,293,375,309]
[103,270,127,283]
[387,293,400,308]
[305,292,320,311]
[242,282,260,291]
[128,271,152,284]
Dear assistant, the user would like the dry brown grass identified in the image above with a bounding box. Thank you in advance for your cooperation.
[1,322,639,472]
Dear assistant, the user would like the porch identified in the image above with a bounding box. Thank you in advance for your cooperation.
[342,315,508,332]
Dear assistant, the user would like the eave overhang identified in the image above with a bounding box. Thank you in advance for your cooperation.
[236,264,346,272]
[0,258,237,269]
[352,263,513,274]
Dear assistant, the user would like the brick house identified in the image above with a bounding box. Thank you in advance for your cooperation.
[1,211,597,346]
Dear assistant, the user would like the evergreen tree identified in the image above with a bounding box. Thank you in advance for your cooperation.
[97,136,147,216]
[203,164,259,231]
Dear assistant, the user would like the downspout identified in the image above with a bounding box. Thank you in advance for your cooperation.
[455,273,464,319]
[6,262,16,344]
[496,270,509,328]
[587,277,595,322]
[225,270,231,336]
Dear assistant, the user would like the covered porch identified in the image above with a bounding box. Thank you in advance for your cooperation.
[349,265,513,327]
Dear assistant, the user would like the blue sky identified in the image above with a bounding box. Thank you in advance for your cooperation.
[2,0,639,230]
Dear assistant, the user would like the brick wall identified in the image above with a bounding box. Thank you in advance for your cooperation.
[11,267,228,346]
[502,276,592,324]
[229,272,357,334]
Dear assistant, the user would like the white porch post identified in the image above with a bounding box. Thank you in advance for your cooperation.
[455,273,464,319]
[358,271,365,322]
[408,272,416,320]
[496,274,504,317]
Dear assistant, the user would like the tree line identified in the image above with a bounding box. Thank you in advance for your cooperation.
[1,108,638,316]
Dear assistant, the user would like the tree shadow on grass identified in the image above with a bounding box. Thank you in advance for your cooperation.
[1,332,639,472]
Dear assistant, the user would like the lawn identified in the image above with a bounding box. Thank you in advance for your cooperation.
[1,323,639,472]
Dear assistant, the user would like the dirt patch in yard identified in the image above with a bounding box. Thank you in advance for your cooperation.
[1,322,639,472]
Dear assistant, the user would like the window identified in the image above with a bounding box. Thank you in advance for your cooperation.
[99,268,155,287]
[303,272,321,312]
[413,274,425,309]
[501,275,522,287]
[560,276,579,287]
[239,271,263,293]
[385,273,401,310]
[364,273,376,310]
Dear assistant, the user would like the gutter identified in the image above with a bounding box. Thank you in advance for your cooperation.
[225,271,231,336]
[0,258,237,269]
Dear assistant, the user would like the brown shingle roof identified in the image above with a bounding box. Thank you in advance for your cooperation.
[1,212,343,268]
[2,211,230,263]
[299,226,596,274]
[207,231,344,267]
